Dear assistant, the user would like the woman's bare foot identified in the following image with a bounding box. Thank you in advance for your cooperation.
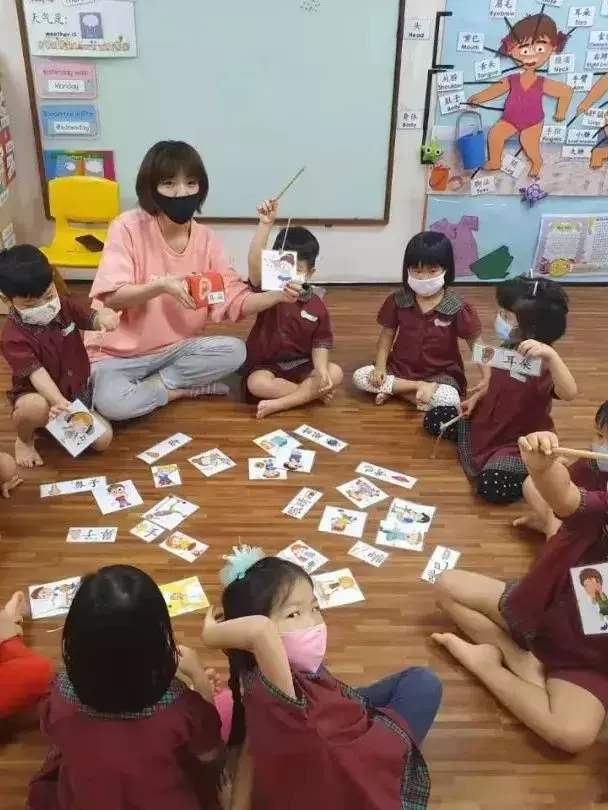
[14,438,43,468]
[513,514,547,534]
[4,591,26,623]
[375,393,391,405]
[432,633,502,673]
[256,399,285,419]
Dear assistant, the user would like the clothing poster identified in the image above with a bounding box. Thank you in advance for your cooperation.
[429,217,479,277]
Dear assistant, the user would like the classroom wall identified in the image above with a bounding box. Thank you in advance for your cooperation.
[0,0,442,283]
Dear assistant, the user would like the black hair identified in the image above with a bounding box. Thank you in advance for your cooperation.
[272,227,320,269]
[595,401,608,433]
[63,565,178,714]
[402,231,455,288]
[136,140,209,215]
[221,557,311,748]
[0,245,53,299]
[496,275,569,345]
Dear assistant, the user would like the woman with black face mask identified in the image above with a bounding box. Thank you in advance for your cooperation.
[85,140,298,423]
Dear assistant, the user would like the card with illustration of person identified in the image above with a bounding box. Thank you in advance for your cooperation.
[275,447,316,473]
[277,540,328,574]
[261,249,302,291]
[93,480,143,515]
[29,576,81,620]
[312,568,365,609]
[337,477,389,510]
[253,429,300,457]
[46,399,107,457]
[143,495,199,532]
[248,457,288,481]
[570,562,608,636]
[159,531,209,563]
[151,464,182,489]
[159,576,209,618]
[318,506,367,539]
[188,448,236,477]
[383,498,436,540]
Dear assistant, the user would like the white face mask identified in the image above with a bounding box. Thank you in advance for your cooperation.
[592,442,608,473]
[16,296,61,326]
[408,272,445,298]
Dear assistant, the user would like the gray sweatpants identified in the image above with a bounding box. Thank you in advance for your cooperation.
[92,336,246,422]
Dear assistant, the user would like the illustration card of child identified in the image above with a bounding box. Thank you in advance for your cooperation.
[66,527,117,543]
[248,458,288,480]
[143,496,199,532]
[337,477,389,509]
[29,576,81,619]
[383,498,436,540]
[130,520,165,543]
[277,541,328,574]
[282,487,323,519]
[472,343,542,377]
[93,480,143,515]
[312,569,365,609]
[355,462,417,490]
[318,506,367,538]
[275,447,316,473]
[188,449,235,477]
[421,546,461,584]
[376,524,426,552]
[151,464,181,489]
[261,249,303,291]
[253,430,301,458]
[570,563,608,635]
[137,433,192,464]
[348,541,388,568]
[159,532,208,563]
[159,576,209,618]
[46,400,107,458]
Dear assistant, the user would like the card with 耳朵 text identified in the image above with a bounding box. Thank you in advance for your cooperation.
[294,425,347,452]
[282,487,323,519]
[137,433,192,464]
[277,541,328,574]
[421,546,461,584]
[46,400,107,458]
[41,476,107,498]
[312,568,365,609]
[472,343,542,377]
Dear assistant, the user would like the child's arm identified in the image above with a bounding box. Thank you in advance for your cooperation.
[468,78,509,106]
[248,199,278,287]
[544,78,574,122]
[241,286,299,317]
[518,432,581,519]
[518,340,578,401]
[229,741,253,810]
[577,74,608,113]
[312,347,332,393]
[176,645,215,704]
[371,328,395,387]
[467,336,492,391]
[29,368,70,417]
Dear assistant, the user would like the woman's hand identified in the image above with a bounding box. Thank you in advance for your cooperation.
[96,307,122,332]
[257,198,278,225]
[177,645,204,681]
[162,277,197,309]
[518,431,560,473]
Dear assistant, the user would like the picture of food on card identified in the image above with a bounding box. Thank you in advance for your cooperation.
[570,562,608,635]
[312,568,365,609]
[151,464,181,488]
[248,458,288,480]
[318,506,367,538]
[277,540,328,574]
[261,249,302,291]
[29,576,81,620]
[159,532,208,563]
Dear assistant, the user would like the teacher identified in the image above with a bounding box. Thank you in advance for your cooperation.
[87,140,296,422]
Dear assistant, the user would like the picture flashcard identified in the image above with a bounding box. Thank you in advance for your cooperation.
[318,506,367,539]
[159,576,209,618]
[421,546,461,584]
[336,477,389,510]
[275,447,316,473]
[294,424,347,452]
[253,429,301,458]
[188,448,236,477]
[159,531,209,564]
[93,480,143,515]
[66,527,117,543]
[151,464,182,489]
[472,343,542,377]
[570,561,608,635]
[29,576,81,620]
[383,498,436,538]
[277,540,328,574]
[376,524,426,552]
[130,520,166,543]
[46,399,107,457]
[41,476,107,498]
[248,458,288,481]
[261,250,303,291]
[142,496,199,532]
[282,487,323,519]
[355,462,417,490]
[312,568,365,609]
[348,541,389,568]
[137,433,192,464]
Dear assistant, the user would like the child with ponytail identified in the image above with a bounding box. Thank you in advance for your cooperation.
[202,546,442,810]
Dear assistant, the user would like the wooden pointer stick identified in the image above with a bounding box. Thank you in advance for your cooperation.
[555,446,608,462]
[431,413,463,459]
[275,166,306,201]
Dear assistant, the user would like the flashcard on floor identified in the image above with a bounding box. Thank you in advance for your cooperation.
[421,546,461,584]
[66,527,117,543]
[472,343,542,378]
[384,498,436,537]
[294,424,347,452]
[275,447,316,473]
[159,531,209,563]
[137,433,192,464]
[188,449,236,477]
[282,487,323,519]
[337,477,389,510]
[130,520,166,543]
[159,576,209,617]
[253,429,301,457]
[143,495,199,531]
[46,400,107,458]
[277,540,328,574]
[248,458,288,480]
[376,524,426,552]
[41,476,107,498]
[261,249,303,291]
[355,462,417,490]
[151,464,182,489]
[312,568,365,609]
[570,562,608,636]
[318,506,367,538]
[348,540,389,568]
[92,480,143,515]
[29,576,81,619]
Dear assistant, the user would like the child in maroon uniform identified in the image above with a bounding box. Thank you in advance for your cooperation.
[353,231,485,415]
[202,547,441,810]
[244,199,343,419]
[0,246,118,468]
[454,276,576,504]
[433,430,608,754]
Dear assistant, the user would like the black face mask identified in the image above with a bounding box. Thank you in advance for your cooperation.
[153,192,199,225]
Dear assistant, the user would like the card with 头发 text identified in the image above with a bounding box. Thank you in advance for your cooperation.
[282,487,323,519]
[41,476,107,498]
[421,546,461,583]
[137,433,192,464]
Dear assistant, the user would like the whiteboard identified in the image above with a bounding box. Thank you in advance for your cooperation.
[21,0,404,222]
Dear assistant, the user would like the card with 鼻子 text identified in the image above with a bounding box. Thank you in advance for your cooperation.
[41,476,107,498]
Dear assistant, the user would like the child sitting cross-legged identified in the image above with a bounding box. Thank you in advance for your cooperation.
[244,199,343,419]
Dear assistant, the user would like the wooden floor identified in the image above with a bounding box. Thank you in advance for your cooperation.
[0,284,606,809]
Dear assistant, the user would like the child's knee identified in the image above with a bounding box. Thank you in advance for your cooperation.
[352,365,375,392]
[476,469,523,505]
[329,363,343,385]
[246,371,269,396]
[403,667,443,707]
[423,405,459,439]
[13,394,49,427]
[92,418,113,453]
[0,452,16,484]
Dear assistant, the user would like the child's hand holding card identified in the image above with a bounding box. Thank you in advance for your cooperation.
[46,399,107,457]
[261,250,304,291]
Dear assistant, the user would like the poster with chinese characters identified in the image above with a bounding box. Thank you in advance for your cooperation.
[24,0,137,59]
[532,213,608,278]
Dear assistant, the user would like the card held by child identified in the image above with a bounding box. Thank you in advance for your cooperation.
[421,546,461,583]
[41,476,107,498]
[248,458,288,480]
[253,429,301,457]
[159,576,209,617]
[151,464,181,488]
[570,562,608,635]
[261,249,302,291]
[143,495,199,531]
[312,568,365,609]
[188,449,235,477]
[159,531,209,563]
[93,480,143,515]
[29,576,81,619]
[66,527,117,543]
[137,433,192,464]
[282,487,323,519]
[355,462,417,490]
[276,447,316,473]
[472,343,542,377]
[46,400,107,458]
[337,477,389,509]
[130,520,166,543]
[294,424,347,452]
[318,506,367,538]
[277,540,328,574]
[348,541,389,568]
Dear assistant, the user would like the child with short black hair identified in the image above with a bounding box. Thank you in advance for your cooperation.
[244,199,343,419]
[0,245,118,467]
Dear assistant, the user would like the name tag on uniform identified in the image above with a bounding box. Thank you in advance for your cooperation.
[301,310,318,322]
[62,322,76,336]
[434,318,450,328]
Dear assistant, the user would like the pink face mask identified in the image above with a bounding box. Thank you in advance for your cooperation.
[281,623,327,673]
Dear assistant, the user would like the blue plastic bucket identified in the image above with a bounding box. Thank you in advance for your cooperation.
[456,111,486,171]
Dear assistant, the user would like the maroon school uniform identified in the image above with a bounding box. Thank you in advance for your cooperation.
[500,475,608,708]
[377,290,481,395]
[28,673,222,810]
[243,667,430,810]
[244,287,333,394]
[2,298,95,408]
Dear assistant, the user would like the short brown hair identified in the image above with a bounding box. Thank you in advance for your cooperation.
[135,140,209,215]
[579,568,603,587]
[500,14,568,56]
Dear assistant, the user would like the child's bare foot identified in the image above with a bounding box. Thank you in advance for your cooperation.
[432,633,502,673]
[256,399,285,419]
[15,438,43,468]
[513,514,547,534]
[4,591,26,623]
[374,393,390,405]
